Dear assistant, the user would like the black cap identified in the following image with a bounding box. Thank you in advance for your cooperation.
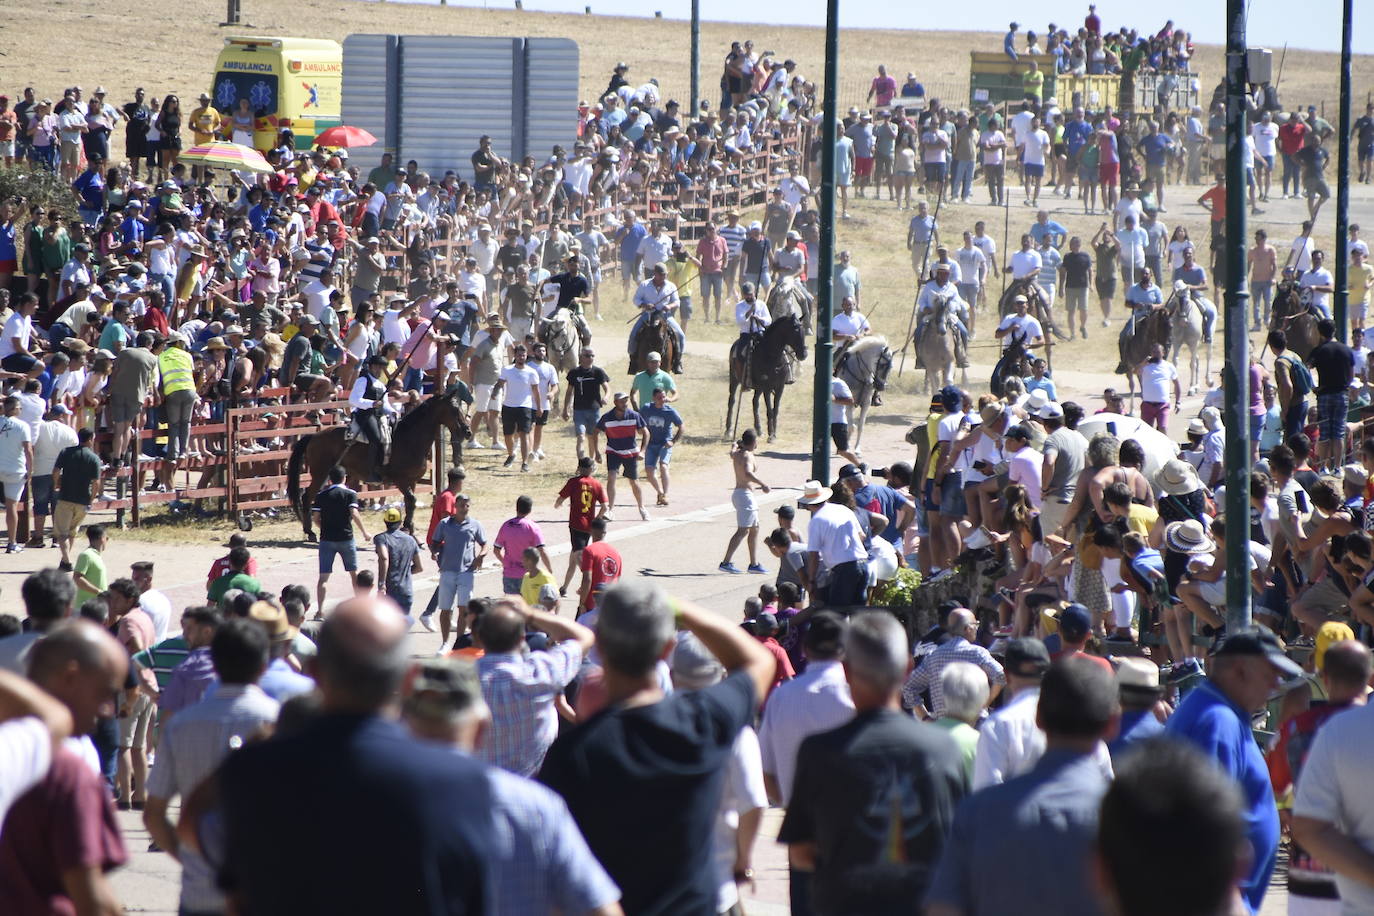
[837,463,864,481]
[1004,637,1051,678]
[1214,626,1303,678]
[774,504,795,520]
[1058,603,1092,640]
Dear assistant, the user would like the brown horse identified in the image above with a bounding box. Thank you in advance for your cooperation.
[286,386,470,541]
[629,309,678,375]
[1270,279,1321,360]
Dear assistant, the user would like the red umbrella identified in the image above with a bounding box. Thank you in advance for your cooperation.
[314,125,378,148]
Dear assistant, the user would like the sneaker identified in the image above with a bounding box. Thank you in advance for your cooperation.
[603,509,615,521]
[417,614,435,633]
[963,527,993,550]
[719,562,743,574]
[747,563,767,574]
[639,507,650,520]
[520,462,530,473]
[503,454,515,468]
[58,561,73,572]
[1081,327,1088,339]
[467,440,484,450]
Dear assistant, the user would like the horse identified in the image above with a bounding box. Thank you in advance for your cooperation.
[286,385,471,542]
[990,329,1033,398]
[628,309,677,375]
[766,276,815,334]
[834,335,892,450]
[915,292,967,394]
[538,309,582,374]
[1165,287,1211,394]
[1270,279,1321,360]
[1116,306,1173,412]
[726,314,809,442]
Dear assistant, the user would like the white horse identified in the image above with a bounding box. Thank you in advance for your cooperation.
[1166,288,1212,394]
[538,310,584,374]
[767,275,814,334]
[915,293,967,395]
[834,335,893,450]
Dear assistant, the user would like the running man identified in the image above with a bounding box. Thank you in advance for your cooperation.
[640,387,683,507]
[554,455,607,595]
[720,428,771,574]
[596,391,650,521]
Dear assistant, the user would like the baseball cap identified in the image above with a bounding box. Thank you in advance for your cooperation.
[537,584,561,606]
[405,658,482,719]
[613,391,630,401]
[383,507,403,523]
[1058,602,1093,641]
[1343,464,1369,488]
[1214,626,1303,678]
[1037,401,1064,420]
[646,351,662,362]
[1003,638,1051,678]
[774,504,796,520]
[837,463,864,481]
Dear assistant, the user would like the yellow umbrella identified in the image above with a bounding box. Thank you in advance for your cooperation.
[179,141,274,173]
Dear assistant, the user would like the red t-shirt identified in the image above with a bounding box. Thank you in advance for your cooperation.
[1278,121,1308,156]
[760,636,796,692]
[579,540,622,608]
[558,475,606,532]
[0,748,128,914]
[1053,648,1115,674]
[428,489,458,543]
[206,553,260,588]
[1199,185,1227,222]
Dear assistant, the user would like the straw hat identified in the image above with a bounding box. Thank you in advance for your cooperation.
[1154,458,1202,496]
[798,480,833,505]
[1164,519,1214,554]
[204,336,230,351]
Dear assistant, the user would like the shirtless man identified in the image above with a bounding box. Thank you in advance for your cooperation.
[719,428,771,574]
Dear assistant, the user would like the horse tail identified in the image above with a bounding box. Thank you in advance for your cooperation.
[287,434,313,524]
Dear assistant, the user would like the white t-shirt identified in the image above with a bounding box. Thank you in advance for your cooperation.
[998,313,1044,348]
[0,416,32,478]
[303,280,337,321]
[1293,702,1374,915]
[32,420,78,477]
[831,311,871,338]
[1290,236,1315,272]
[1301,268,1335,312]
[921,130,950,164]
[497,364,540,409]
[1009,249,1042,280]
[381,308,410,346]
[1251,122,1279,158]
[1008,445,1043,508]
[528,358,557,402]
[1140,360,1179,403]
[0,313,32,359]
[1021,129,1050,166]
[17,394,44,437]
[830,378,853,425]
[139,590,175,642]
[1009,110,1035,146]
[779,175,811,209]
[972,234,998,264]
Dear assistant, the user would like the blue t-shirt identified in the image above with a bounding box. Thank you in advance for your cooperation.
[1107,708,1165,762]
[0,221,17,261]
[1022,375,1058,401]
[618,223,648,262]
[852,482,905,544]
[1165,679,1280,914]
[1063,120,1093,156]
[640,404,682,446]
[1125,283,1163,309]
[1173,264,1207,287]
[1029,221,1067,246]
[430,516,486,573]
[1140,133,1173,167]
[73,169,106,211]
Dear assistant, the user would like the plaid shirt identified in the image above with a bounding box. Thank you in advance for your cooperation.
[477,642,584,777]
[902,637,1006,718]
[145,683,280,913]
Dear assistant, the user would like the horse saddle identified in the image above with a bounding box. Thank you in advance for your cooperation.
[346,412,397,463]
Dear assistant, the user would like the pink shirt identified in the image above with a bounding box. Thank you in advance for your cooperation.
[696,234,728,273]
[403,319,439,370]
[494,516,544,579]
[116,608,156,653]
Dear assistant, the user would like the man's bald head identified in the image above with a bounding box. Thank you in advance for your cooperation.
[27,621,128,734]
[314,597,409,712]
[946,608,976,636]
[1322,640,1373,698]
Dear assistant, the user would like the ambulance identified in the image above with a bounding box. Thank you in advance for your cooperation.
[210,36,342,151]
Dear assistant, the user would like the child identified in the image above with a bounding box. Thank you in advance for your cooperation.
[519,546,557,610]
[1117,531,1170,638]
[775,582,805,671]
[353,569,377,598]
[758,582,779,615]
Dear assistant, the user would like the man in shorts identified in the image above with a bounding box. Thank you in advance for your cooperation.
[490,342,543,472]
[0,395,32,553]
[311,466,369,613]
[464,313,514,449]
[429,493,487,650]
[720,428,771,574]
[641,387,684,507]
[51,426,100,570]
[830,369,863,467]
[526,341,558,462]
[555,455,608,595]
[563,347,610,462]
[596,391,649,522]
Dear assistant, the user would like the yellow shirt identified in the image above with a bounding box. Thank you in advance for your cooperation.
[666,257,694,291]
[520,569,556,607]
[1348,262,1374,307]
[188,106,221,146]
[1124,503,1159,537]
[1023,70,1045,101]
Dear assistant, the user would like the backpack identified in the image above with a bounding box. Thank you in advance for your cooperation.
[1279,353,1314,397]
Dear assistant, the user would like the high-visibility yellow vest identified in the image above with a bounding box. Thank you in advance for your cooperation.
[159,346,195,395]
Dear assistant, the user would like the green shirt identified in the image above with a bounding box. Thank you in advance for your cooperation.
[74,547,107,608]
[207,572,262,604]
[933,716,980,782]
[132,636,190,690]
[631,369,676,408]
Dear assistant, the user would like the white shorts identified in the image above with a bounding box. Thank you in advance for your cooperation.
[731,488,758,528]
[474,383,496,412]
[1102,557,1136,629]
[1198,576,1227,608]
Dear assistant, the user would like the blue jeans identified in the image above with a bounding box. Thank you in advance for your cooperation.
[149,272,175,305]
[1199,298,1217,340]
[1282,153,1301,196]
[950,158,975,199]
[573,407,600,435]
[318,540,358,574]
[1250,281,1273,324]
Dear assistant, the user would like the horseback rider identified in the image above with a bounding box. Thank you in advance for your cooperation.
[830,297,871,348]
[628,263,686,373]
[995,294,1046,351]
[913,262,971,369]
[349,353,399,479]
[734,282,772,389]
[544,252,593,346]
[1171,245,1217,343]
[1122,267,1164,339]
